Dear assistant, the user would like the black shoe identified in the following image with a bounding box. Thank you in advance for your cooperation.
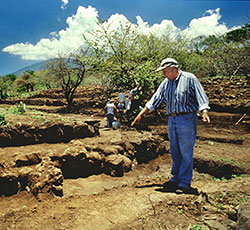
[175,186,199,195]
[161,181,178,192]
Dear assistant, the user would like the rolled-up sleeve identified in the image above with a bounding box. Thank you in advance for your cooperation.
[146,79,166,111]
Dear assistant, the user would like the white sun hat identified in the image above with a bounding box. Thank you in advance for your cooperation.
[155,58,178,72]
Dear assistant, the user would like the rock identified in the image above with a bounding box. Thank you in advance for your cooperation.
[155,141,169,153]
[119,155,133,172]
[203,205,219,214]
[105,154,132,176]
[109,134,123,145]
[204,220,227,230]
[51,185,63,197]
[15,151,41,167]
[63,146,87,158]
[237,202,250,230]
[87,125,96,135]
[27,157,64,196]
[103,145,124,156]
[103,146,119,155]
[128,134,142,146]
[200,225,210,230]
[85,151,102,161]
[70,139,85,146]
[113,145,124,154]
[106,154,124,166]
[123,141,135,152]
[26,152,41,164]
[195,192,209,211]
[85,119,101,126]
[19,167,33,177]
[15,153,28,167]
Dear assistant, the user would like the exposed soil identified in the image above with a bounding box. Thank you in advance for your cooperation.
[0,76,249,230]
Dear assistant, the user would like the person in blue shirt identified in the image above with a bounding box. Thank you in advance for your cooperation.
[131,58,210,195]
[118,89,125,103]
[117,102,125,122]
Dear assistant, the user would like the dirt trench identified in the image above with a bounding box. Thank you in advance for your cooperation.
[0,122,168,197]
[0,79,250,229]
[1,111,249,197]
[0,112,249,229]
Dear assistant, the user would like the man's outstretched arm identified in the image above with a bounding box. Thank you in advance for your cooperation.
[131,107,150,126]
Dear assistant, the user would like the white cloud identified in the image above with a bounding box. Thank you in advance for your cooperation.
[2,6,232,61]
[136,16,180,39]
[103,13,131,33]
[61,0,69,10]
[3,6,98,60]
[182,8,228,39]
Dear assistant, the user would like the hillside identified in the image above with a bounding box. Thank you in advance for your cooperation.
[11,61,46,76]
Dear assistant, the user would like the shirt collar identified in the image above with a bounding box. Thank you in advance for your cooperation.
[174,70,182,81]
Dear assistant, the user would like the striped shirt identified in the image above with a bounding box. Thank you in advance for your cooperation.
[146,71,210,114]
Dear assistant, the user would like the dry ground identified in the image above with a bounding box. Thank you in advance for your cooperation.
[0,79,250,230]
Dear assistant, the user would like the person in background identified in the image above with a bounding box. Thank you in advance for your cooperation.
[118,89,125,104]
[125,87,140,124]
[117,101,125,122]
[131,58,210,195]
[117,89,125,122]
[128,87,138,100]
[125,87,138,111]
[104,100,117,128]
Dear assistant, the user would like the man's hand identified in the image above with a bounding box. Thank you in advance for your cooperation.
[131,107,150,127]
[131,115,142,126]
[202,111,210,123]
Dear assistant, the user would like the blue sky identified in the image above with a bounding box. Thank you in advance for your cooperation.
[0,0,249,76]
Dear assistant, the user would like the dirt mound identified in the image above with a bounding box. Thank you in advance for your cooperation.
[1,76,249,115]
[0,114,100,147]
[201,76,250,114]
[0,77,249,229]
[0,126,167,197]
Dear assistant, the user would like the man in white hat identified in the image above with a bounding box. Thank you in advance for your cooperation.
[132,58,210,195]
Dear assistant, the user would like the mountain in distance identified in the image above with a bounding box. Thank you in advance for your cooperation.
[10,58,75,77]
[11,61,47,76]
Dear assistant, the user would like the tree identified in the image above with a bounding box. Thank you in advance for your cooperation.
[131,60,162,101]
[14,71,36,92]
[188,36,208,55]
[193,25,250,79]
[223,24,250,79]
[225,23,250,42]
[83,20,189,97]
[36,69,57,89]
[0,74,17,99]
[45,54,86,108]
[83,20,142,89]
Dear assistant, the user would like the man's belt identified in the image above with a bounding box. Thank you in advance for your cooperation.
[169,112,190,117]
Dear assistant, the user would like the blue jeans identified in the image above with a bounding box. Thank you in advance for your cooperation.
[107,114,114,127]
[168,112,198,188]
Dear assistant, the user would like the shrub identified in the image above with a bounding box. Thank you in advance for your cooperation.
[0,114,6,125]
